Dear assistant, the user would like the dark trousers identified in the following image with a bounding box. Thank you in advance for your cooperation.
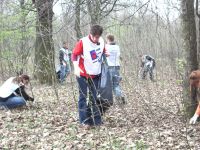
[142,66,154,80]
[76,76,102,126]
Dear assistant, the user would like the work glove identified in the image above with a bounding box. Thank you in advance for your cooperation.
[73,61,83,77]
[189,114,199,124]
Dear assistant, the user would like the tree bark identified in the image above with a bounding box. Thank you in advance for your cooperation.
[196,0,200,65]
[181,0,199,117]
[34,0,55,85]
[74,0,82,40]
[19,0,27,74]
[86,0,118,26]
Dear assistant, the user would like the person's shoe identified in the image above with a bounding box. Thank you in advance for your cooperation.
[121,96,126,104]
[80,124,91,130]
[150,78,156,82]
[116,96,126,104]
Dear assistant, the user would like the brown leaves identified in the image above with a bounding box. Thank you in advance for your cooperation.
[0,75,200,149]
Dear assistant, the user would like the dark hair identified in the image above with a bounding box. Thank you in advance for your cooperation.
[21,74,30,81]
[13,74,30,83]
[106,34,115,42]
[90,25,103,36]
[63,41,67,45]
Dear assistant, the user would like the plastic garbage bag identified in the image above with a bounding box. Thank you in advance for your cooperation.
[97,54,113,114]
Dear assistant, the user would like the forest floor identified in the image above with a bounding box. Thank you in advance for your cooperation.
[0,68,200,150]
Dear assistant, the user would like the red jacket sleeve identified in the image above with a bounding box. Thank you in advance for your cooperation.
[71,40,83,61]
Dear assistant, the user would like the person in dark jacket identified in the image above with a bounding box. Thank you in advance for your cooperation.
[0,74,34,109]
[59,41,71,83]
[140,55,156,81]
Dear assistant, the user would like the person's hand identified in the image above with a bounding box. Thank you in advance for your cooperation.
[19,82,25,86]
[29,97,34,102]
[73,61,83,77]
[189,114,199,124]
[104,50,110,57]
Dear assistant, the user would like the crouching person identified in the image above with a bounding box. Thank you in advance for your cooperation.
[189,70,200,124]
[0,74,34,109]
[71,25,107,129]
[105,34,125,104]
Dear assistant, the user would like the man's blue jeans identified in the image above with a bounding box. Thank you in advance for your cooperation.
[76,76,102,126]
[109,66,122,97]
[60,64,71,82]
[0,96,26,109]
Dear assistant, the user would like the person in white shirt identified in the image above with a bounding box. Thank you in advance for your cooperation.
[0,75,34,109]
[105,34,125,104]
[59,41,71,83]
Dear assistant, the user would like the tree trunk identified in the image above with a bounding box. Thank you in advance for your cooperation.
[181,0,199,117]
[34,0,55,85]
[0,0,4,78]
[196,0,200,65]
[74,0,82,40]
[19,0,27,74]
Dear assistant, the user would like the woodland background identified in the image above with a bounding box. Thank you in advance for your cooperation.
[0,0,200,149]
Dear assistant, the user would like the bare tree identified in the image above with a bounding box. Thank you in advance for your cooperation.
[181,0,198,117]
[86,0,118,25]
[196,0,200,65]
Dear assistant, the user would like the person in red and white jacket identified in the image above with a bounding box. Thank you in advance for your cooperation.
[71,25,108,129]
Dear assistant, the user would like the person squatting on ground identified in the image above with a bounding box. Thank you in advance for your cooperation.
[140,54,156,81]
[189,70,200,124]
[105,34,125,104]
[0,75,34,109]
[71,25,109,129]
[59,41,71,83]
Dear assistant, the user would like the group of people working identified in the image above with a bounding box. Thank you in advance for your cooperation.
[0,24,158,129]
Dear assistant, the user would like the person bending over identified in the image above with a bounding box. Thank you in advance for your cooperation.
[0,74,34,109]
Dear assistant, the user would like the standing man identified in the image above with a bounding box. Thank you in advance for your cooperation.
[105,34,125,104]
[71,25,108,129]
[59,41,71,83]
[140,55,156,81]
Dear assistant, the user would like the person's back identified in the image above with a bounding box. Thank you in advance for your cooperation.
[106,34,125,104]
[106,44,120,67]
